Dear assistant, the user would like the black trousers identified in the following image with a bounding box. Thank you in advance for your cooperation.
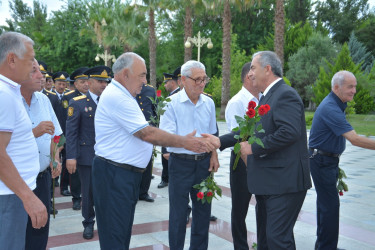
[255,190,307,250]
[230,150,252,250]
[161,147,169,183]
[77,164,95,228]
[139,156,153,198]
[71,169,81,202]
[60,148,70,191]
[25,169,51,250]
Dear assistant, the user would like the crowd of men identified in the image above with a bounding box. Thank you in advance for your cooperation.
[1,31,375,250]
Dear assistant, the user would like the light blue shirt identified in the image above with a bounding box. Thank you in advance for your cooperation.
[159,88,217,154]
[94,80,152,168]
[22,92,62,172]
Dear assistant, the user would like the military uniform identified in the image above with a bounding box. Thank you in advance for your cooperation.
[136,83,157,202]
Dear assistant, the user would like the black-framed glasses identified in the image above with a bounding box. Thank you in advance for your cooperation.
[186,76,210,85]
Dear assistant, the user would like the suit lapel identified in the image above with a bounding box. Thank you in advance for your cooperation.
[261,79,284,105]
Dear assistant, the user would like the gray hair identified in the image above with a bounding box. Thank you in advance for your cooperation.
[181,60,205,77]
[241,62,251,83]
[112,52,145,75]
[0,32,34,64]
[253,51,283,77]
[331,71,356,88]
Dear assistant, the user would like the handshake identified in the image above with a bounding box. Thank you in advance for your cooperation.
[181,130,221,153]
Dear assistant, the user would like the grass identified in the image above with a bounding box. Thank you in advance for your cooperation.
[216,108,375,136]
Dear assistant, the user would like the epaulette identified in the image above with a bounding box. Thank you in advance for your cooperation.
[203,92,212,97]
[146,84,154,88]
[64,90,75,95]
[46,90,56,95]
[72,95,86,101]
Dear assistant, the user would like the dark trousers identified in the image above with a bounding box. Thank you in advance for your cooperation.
[310,153,340,250]
[230,151,252,250]
[92,156,143,250]
[25,169,51,250]
[71,169,81,202]
[60,148,69,191]
[139,156,153,198]
[77,164,95,228]
[161,147,169,183]
[255,190,307,250]
[168,154,211,250]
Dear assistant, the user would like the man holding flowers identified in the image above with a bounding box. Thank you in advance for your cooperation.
[159,60,219,250]
[224,62,261,250]
[209,51,312,250]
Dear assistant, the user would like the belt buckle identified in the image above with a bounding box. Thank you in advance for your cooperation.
[194,155,199,161]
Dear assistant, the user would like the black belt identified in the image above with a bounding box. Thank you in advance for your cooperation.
[309,148,341,158]
[37,168,50,179]
[171,152,211,161]
[96,156,145,173]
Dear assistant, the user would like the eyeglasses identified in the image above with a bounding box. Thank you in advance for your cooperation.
[186,76,210,85]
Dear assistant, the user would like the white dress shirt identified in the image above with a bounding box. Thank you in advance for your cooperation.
[159,88,217,154]
[94,80,153,168]
[0,74,39,194]
[22,92,62,172]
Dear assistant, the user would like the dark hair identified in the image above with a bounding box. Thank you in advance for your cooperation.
[241,62,251,84]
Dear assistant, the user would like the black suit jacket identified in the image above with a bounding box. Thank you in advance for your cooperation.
[65,92,96,166]
[220,80,311,195]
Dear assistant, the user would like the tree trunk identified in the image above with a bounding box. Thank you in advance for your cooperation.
[184,5,192,63]
[274,0,285,67]
[220,0,231,119]
[148,8,157,88]
[104,46,112,68]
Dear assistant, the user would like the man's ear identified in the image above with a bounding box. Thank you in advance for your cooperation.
[7,53,17,69]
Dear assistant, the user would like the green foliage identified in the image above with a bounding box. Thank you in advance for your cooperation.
[285,0,312,24]
[348,32,374,73]
[193,172,222,204]
[286,32,338,103]
[355,14,375,58]
[313,43,361,106]
[353,85,375,114]
[314,0,370,43]
[345,100,356,115]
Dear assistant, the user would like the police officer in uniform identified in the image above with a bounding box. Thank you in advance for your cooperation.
[66,65,110,239]
[136,83,157,202]
[38,61,60,119]
[158,70,180,189]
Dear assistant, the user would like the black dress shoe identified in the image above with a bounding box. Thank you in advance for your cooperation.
[83,225,94,239]
[139,194,154,202]
[157,181,168,188]
[186,206,192,224]
[50,206,58,215]
[73,200,81,210]
[210,215,217,221]
[54,180,60,187]
[60,189,71,196]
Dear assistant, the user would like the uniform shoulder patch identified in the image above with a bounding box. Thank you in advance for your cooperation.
[68,107,74,116]
[65,90,75,95]
[72,95,86,101]
[46,90,56,95]
[146,84,155,88]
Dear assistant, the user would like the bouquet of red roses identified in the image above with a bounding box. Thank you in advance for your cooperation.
[193,172,222,204]
[232,100,270,170]
[51,135,65,218]
[337,167,348,196]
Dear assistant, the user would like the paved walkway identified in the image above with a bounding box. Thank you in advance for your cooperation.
[47,122,375,249]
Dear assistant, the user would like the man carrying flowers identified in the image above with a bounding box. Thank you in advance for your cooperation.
[159,60,219,250]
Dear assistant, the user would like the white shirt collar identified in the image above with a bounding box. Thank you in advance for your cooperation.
[89,90,98,104]
[263,78,282,96]
[0,74,19,89]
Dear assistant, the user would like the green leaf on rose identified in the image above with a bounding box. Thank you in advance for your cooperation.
[234,143,241,154]
[255,138,264,147]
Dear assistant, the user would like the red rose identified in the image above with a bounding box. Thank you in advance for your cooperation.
[156,90,162,97]
[207,191,213,197]
[197,192,204,199]
[246,109,256,118]
[53,135,61,144]
[248,101,256,110]
[339,191,344,196]
[264,104,271,112]
[258,105,267,116]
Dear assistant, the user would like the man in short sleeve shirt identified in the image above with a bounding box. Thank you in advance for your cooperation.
[309,70,375,250]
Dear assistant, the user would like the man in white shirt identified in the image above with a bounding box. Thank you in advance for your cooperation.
[159,60,219,250]
[21,59,62,250]
[92,52,215,249]
[0,31,47,249]
[225,62,261,250]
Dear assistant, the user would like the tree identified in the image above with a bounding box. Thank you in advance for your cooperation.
[314,0,370,43]
[274,0,285,66]
[285,0,311,24]
[348,32,374,73]
[286,32,338,106]
[355,14,375,57]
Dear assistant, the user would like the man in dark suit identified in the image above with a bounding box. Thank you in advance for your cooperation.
[66,65,110,239]
[209,51,312,250]
[136,83,157,202]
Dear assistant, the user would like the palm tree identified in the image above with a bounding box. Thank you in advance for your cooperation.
[184,5,193,62]
[274,0,285,66]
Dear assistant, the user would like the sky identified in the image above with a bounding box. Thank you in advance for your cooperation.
[1,0,375,27]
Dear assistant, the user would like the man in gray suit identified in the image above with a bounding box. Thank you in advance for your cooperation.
[206,51,311,250]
